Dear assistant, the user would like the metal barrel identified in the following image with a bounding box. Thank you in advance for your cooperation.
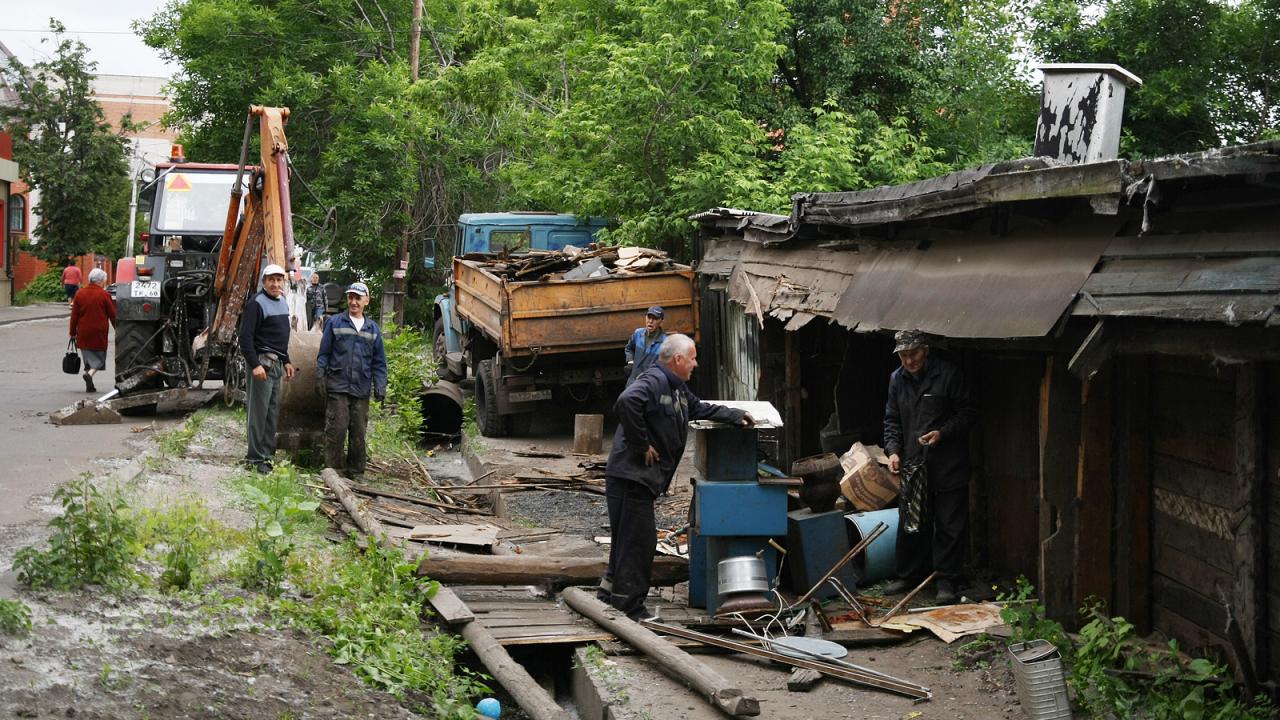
[420,379,464,438]
[846,509,899,583]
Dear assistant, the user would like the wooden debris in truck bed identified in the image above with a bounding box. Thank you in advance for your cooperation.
[463,244,679,282]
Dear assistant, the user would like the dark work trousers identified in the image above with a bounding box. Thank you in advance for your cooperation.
[245,360,284,465]
[895,485,968,582]
[598,475,659,619]
[306,303,319,330]
[325,393,371,474]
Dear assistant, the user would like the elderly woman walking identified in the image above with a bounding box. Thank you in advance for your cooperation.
[69,268,116,393]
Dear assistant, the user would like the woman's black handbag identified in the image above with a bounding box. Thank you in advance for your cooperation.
[62,340,81,375]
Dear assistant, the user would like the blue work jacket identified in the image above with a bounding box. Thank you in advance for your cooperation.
[317,312,388,399]
[624,328,666,386]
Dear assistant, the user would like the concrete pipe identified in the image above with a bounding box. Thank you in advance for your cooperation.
[420,379,464,439]
[278,328,326,434]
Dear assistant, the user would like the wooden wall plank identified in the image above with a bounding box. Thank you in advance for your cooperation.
[978,354,1042,578]
[1075,364,1115,609]
[1154,513,1234,574]
[1114,356,1152,631]
[1040,356,1081,625]
[1153,574,1228,634]
[1154,605,1229,659]
[1154,543,1232,599]
[1151,455,1235,510]
[1152,418,1236,470]
[1233,363,1266,676]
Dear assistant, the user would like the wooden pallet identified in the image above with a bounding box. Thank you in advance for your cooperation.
[450,586,614,646]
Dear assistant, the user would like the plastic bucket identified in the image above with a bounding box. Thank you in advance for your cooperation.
[1007,640,1071,720]
[845,509,899,583]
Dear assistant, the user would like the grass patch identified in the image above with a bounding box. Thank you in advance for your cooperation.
[136,496,237,593]
[156,408,212,458]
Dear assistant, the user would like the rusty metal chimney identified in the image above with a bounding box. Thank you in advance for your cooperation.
[1035,64,1142,163]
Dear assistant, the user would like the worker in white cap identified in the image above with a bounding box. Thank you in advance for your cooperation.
[239,263,296,473]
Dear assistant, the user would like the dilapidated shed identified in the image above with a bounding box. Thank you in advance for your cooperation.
[692,137,1280,680]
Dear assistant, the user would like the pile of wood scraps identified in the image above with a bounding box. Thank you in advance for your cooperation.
[459,244,681,283]
[448,467,606,496]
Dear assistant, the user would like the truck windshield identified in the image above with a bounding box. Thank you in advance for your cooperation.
[153,170,242,235]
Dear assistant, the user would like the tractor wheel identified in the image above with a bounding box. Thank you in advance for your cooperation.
[475,358,507,438]
[434,317,464,382]
[114,320,161,416]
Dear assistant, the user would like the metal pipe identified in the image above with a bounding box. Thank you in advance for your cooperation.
[868,571,938,627]
[729,629,928,690]
[791,521,887,608]
[642,621,930,700]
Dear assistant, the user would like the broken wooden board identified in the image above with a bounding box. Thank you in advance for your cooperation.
[409,523,501,547]
[418,553,688,588]
[876,602,1005,643]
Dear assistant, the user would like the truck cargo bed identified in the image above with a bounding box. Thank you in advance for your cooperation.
[453,257,697,358]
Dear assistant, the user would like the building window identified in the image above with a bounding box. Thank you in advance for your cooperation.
[8,195,24,233]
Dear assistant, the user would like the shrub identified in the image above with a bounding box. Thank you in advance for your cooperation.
[13,477,139,591]
[0,598,32,637]
[16,268,66,304]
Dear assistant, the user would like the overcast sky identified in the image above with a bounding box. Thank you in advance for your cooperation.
[1,0,175,78]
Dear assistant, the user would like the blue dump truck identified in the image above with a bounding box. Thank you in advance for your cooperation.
[433,212,698,437]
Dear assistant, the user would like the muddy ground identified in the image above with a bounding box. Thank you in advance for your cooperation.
[0,412,426,720]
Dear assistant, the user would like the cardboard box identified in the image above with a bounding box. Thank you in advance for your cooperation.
[839,442,900,512]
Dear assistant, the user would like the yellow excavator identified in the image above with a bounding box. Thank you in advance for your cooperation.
[53,106,324,436]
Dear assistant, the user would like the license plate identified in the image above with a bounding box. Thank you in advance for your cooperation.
[131,280,161,298]
[508,389,552,403]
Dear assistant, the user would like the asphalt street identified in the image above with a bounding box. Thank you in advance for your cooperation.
[0,306,140,528]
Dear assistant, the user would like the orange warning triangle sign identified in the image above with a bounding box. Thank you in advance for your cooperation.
[166,173,192,191]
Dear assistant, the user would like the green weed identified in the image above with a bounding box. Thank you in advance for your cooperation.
[15,269,64,304]
[369,324,437,458]
[156,409,210,458]
[1070,602,1277,720]
[0,598,32,637]
[283,539,488,715]
[998,575,1072,660]
[952,633,996,671]
[229,462,322,596]
[13,477,139,591]
[136,497,232,592]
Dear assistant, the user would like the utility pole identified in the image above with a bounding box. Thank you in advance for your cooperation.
[384,0,423,327]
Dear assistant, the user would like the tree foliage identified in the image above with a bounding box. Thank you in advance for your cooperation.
[1,22,130,263]
[139,0,1277,283]
[1030,0,1280,157]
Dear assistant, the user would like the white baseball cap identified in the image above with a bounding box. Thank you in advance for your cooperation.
[261,263,287,278]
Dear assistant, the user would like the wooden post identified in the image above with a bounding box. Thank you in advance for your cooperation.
[562,587,761,716]
[1074,364,1114,609]
[783,331,803,469]
[1039,356,1081,624]
[573,414,604,454]
[1232,363,1266,676]
[1114,356,1152,632]
[417,553,688,588]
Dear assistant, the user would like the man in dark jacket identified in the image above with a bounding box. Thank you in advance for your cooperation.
[599,333,754,620]
[240,264,296,474]
[316,281,388,478]
[882,329,977,604]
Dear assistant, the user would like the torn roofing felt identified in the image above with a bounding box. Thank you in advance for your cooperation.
[695,140,1280,338]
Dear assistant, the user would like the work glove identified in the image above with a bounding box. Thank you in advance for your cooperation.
[316,374,327,397]
[374,391,386,404]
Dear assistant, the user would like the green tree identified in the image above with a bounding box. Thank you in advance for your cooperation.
[0,22,130,263]
[1030,0,1280,156]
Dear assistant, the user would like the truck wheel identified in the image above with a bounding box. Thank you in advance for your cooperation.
[114,320,161,416]
[433,317,463,382]
[475,358,507,438]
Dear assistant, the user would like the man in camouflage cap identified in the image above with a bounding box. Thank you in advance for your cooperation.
[882,329,977,604]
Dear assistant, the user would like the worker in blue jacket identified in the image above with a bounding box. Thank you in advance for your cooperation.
[623,306,667,386]
[598,334,754,620]
[316,281,387,479]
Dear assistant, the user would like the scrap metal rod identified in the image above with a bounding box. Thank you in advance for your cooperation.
[729,629,927,690]
[868,571,938,627]
[641,621,931,700]
[792,521,887,608]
